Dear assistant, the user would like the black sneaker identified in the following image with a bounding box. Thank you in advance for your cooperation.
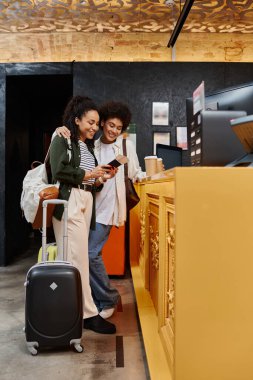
[83,315,116,334]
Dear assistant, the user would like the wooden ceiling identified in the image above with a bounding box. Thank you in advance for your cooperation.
[0,0,252,34]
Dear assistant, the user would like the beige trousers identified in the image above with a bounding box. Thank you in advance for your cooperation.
[52,188,98,319]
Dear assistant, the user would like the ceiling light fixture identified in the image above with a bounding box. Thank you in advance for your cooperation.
[164,0,175,6]
[167,0,195,47]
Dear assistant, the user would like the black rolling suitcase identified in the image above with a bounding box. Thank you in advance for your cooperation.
[24,199,83,355]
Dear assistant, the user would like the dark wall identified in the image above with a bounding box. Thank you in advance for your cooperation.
[73,62,253,168]
[1,61,253,265]
[5,74,73,265]
[0,66,6,265]
[0,63,72,265]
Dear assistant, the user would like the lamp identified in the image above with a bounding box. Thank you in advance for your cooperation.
[167,0,195,47]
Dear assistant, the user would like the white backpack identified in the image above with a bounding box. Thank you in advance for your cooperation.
[20,161,52,223]
[20,137,71,224]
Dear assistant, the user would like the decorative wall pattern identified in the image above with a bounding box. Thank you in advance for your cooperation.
[188,0,253,33]
[0,0,252,33]
[0,0,176,33]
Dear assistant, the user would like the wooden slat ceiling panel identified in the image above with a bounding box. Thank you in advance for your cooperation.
[0,0,252,33]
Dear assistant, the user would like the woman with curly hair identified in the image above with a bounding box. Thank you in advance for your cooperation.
[50,95,116,334]
[56,101,145,319]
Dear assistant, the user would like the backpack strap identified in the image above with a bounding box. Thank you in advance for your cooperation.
[122,138,128,180]
[44,141,52,164]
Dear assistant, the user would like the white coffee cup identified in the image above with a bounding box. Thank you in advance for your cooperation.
[144,156,158,176]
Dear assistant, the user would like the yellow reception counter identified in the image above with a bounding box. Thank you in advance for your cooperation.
[129,167,253,380]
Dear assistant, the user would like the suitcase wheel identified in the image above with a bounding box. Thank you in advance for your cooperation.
[72,343,83,353]
[28,346,38,356]
[30,348,38,356]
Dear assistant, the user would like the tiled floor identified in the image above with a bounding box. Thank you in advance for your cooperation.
[0,246,150,380]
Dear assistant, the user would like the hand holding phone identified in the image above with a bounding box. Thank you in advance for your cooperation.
[101,155,128,180]
[106,154,128,168]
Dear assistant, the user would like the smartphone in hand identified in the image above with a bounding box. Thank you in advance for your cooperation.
[107,155,128,168]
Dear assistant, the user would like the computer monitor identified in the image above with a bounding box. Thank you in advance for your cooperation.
[210,84,253,113]
[156,144,182,170]
[186,82,253,129]
[198,110,247,166]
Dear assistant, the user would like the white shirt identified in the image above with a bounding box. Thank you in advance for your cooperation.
[95,142,118,225]
[94,135,145,226]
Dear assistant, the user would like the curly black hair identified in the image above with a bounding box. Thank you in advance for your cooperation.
[99,101,132,132]
[62,95,99,145]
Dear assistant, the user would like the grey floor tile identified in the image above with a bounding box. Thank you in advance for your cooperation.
[0,251,149,380]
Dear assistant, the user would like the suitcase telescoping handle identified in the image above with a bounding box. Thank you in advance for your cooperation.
[42,199,68,262]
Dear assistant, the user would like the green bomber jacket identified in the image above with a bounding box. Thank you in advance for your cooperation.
[50,135,102,229]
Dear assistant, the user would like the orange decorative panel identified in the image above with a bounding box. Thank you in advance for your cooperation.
[102,225,125,276]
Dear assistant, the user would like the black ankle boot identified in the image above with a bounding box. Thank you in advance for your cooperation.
[83,315,116,334]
